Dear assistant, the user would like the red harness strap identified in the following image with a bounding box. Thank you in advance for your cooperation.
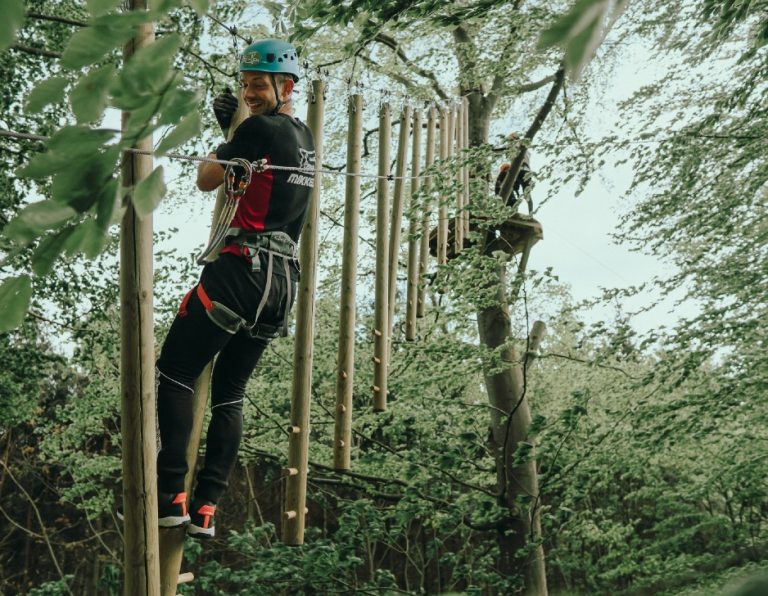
[196,283,215,312]
[178,288,193,317]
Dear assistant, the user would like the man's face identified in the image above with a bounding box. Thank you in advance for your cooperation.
[239,71,278,116]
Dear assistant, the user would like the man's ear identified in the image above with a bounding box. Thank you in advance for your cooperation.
[281,78,295,100]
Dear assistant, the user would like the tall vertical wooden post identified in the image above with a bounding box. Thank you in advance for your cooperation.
[437,107,449,265]
[333,93,363,471]
[417,107,436,318]
[372,103,391,412]
[462,97,470,238]
[455,101,465,254]
[387,105,412,339]
[158,83,251,596]
[405,110,422,342]
[283,80,325,545]
[120,3,159,594]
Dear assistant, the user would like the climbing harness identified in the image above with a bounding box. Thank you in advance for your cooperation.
[183,229,299,339]
[196,157,254,265]
[227,230,298,338]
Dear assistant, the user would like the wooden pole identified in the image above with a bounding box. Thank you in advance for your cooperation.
[462,98,470,238]
[158,87,251,596]
[333,93,363,471]
[455,101,464,255]
[373,103,391,412]
[417,107,437,318]
[120,3,159,594]
[283,79,325,545]
[437,107,449,265]
[387,105,412,340]
[405,109,422,342]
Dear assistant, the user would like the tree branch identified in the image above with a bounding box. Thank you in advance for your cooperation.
[498,64,566,205]
[11,44,61,59]
[27,11,87,27]
[515,74,558,94]
[359,53,416,91]
[373,32,449,99]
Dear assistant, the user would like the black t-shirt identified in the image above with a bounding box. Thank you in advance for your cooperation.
[215,114,315,243]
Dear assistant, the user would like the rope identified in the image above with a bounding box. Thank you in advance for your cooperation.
[0,127,442,181]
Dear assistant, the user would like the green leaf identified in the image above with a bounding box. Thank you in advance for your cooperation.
[17,151,76,179]
[153,0,184,11]
[3,201,78,244]
[52,149,119,212]
[86,0,124,17]
[25,77,69,113]
[120,33,182,95]
[48,126,117,157]
[155,111,201,155]
[61,24,127,70]
[0,275,32,333]
[539,0,603,49]
[71,64,116,123]
[61,13,151,69]
[62,219,109,258]
[157,87,202,125]
[564,12,604,75]
[185,0,210,16]
[95,179,120,230]
[0,0,25,52]
[32,227,78,276]
[132,166,167,219]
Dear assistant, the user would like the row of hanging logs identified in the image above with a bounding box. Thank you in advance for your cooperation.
[283,82,472,543]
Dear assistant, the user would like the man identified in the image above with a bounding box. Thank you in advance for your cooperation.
[154,39,315,539]
[494,133,533,213]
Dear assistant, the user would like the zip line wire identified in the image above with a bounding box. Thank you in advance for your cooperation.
[0,128,441,181]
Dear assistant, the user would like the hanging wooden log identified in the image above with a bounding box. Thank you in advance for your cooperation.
[437,107,449,266]
[387,105,413,340]
[417,107,437,318]
[333,93,363,471]
[454,101,465,255]
[283,79,325,545]
[120,5,160,594]
[373,103,392,412]
[405,109,423,341]
[462,97,470,239]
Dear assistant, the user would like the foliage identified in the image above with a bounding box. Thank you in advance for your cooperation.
[0,0,766,594]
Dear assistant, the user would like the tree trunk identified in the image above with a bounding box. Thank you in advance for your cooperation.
[464,86,548,592]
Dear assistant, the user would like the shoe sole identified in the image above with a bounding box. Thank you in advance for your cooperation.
[188,524,215,539]
[159,515,191,528]
[117,510,190,528]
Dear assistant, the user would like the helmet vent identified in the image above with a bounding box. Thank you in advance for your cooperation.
[267,52,275,62]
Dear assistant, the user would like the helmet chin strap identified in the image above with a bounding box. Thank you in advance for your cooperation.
[269,73,284,116]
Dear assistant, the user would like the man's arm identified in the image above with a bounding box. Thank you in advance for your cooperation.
[197,154,225,191]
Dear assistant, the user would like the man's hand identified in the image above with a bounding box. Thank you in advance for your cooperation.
[213,88,239,136]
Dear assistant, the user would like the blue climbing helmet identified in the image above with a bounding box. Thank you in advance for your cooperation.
[240,39,300,82]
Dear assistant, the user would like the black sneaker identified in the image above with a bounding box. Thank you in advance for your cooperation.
[187,499,216,539]
[158,491,190,528]
[116,491,190,528]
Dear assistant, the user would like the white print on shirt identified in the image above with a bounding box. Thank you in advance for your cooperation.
[288,148,316,188]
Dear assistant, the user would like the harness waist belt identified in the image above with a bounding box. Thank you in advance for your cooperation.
[226,229,298,259]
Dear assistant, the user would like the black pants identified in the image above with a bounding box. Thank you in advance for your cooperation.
[156,252,296,504]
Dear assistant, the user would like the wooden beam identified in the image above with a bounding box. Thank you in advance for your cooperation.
[387,105,412,340]
[334,94,363,470]
[120,3,160,594]
[405,109,422,341]
[417,107,437,318]
[373,103,391,412]
[283,80,325,545]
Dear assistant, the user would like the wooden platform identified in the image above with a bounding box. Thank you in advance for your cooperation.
[429,214,543,259]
